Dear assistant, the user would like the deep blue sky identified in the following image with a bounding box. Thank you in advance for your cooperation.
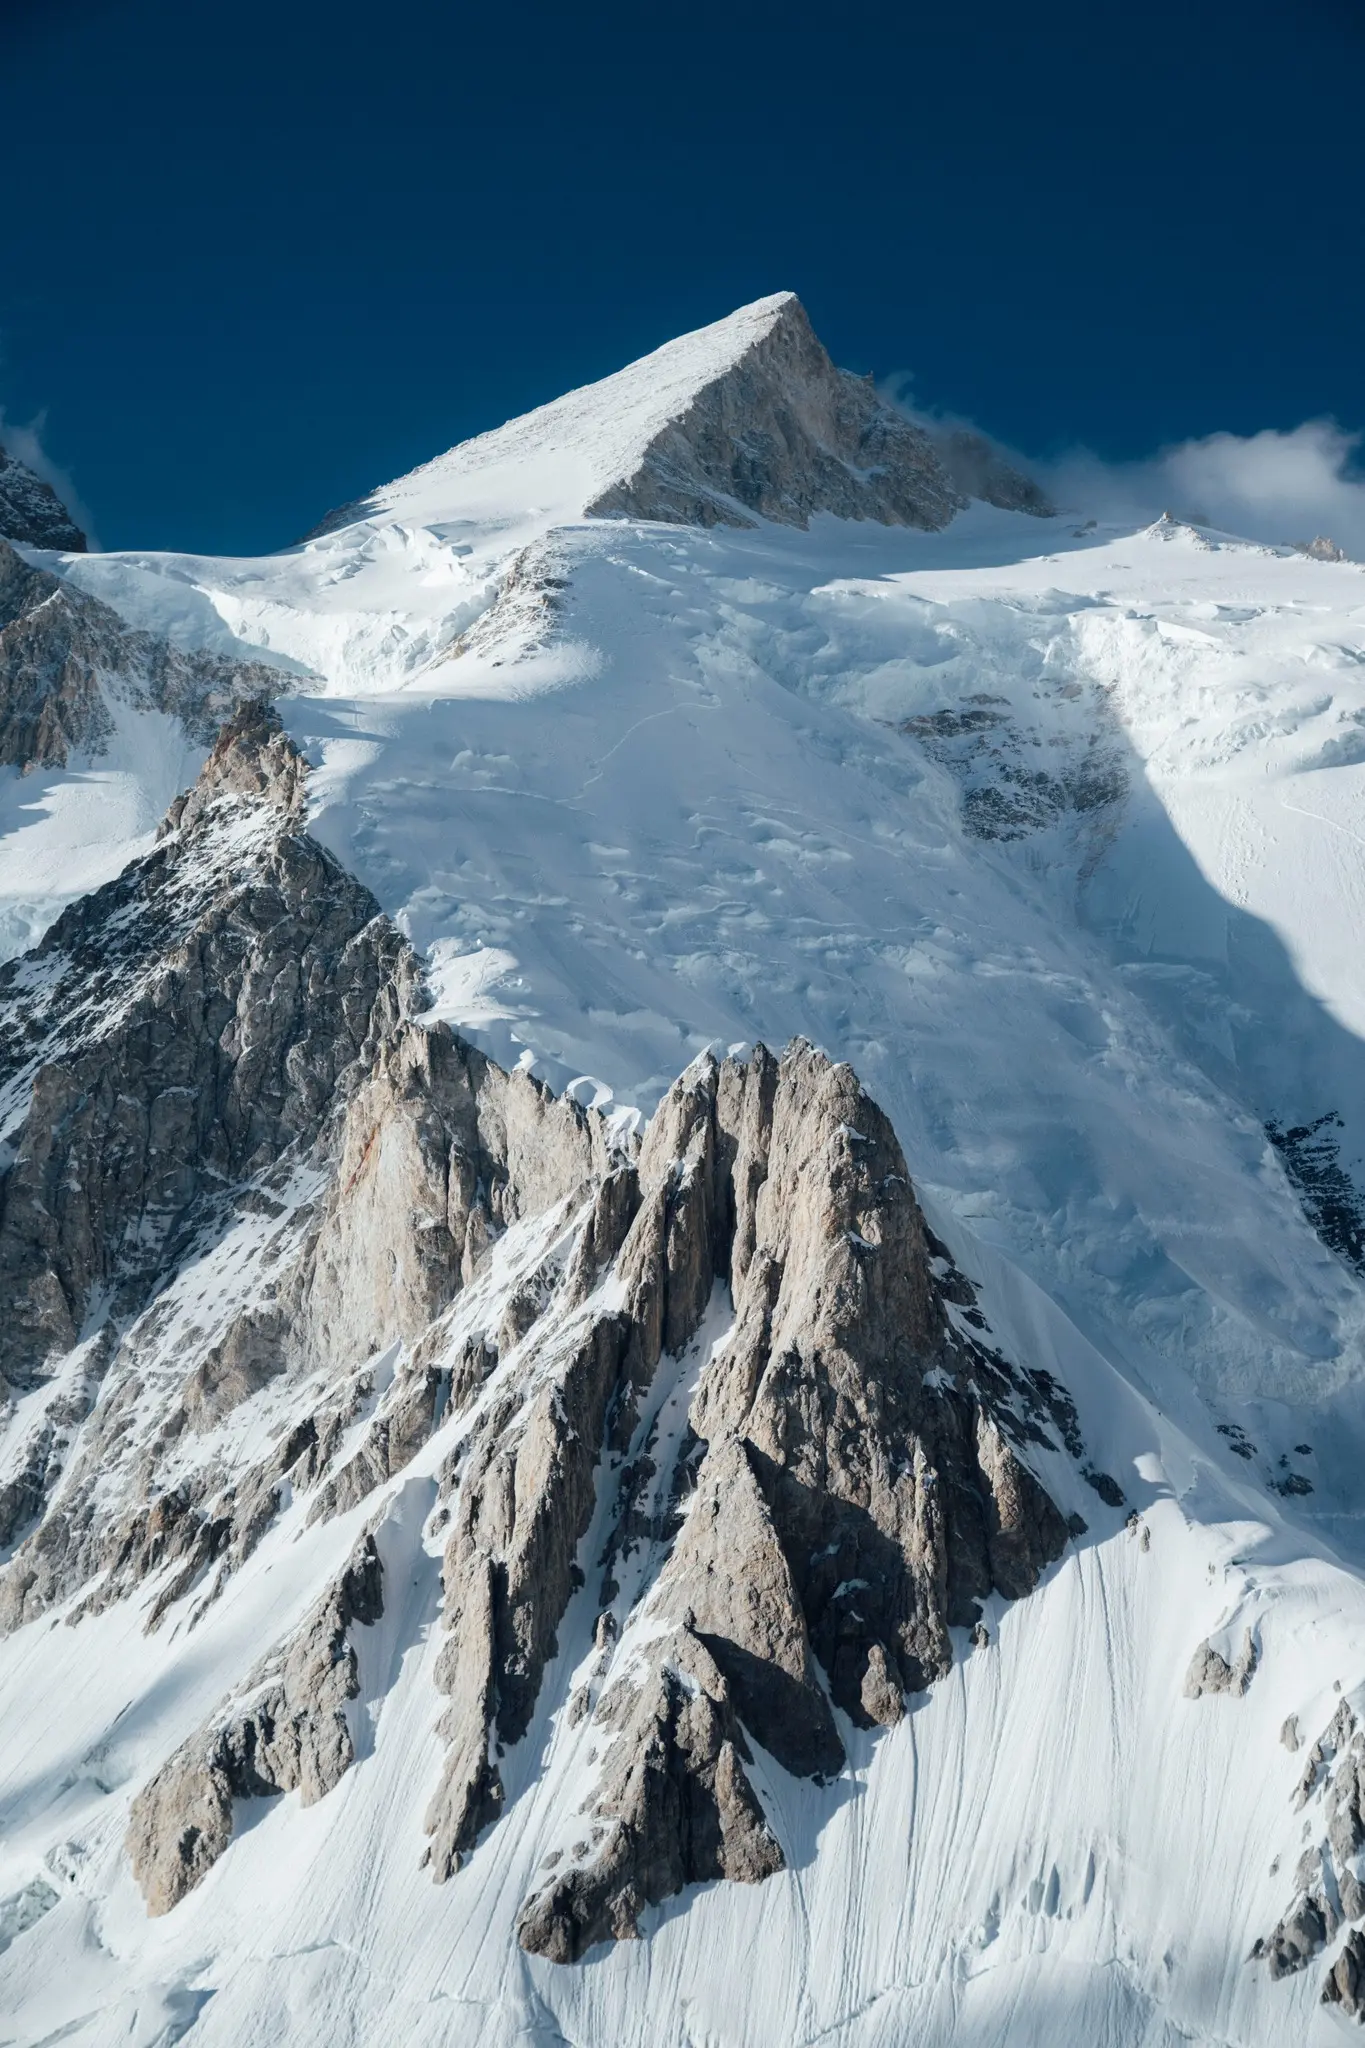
[4,0,1361,554]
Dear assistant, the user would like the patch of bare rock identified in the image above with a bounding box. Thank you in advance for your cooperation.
[1252,1695,1365,2013]
[0,444,86,553]
[127,1531,383,1913]
[1184,1628,1259,1700]
[0,539,285,771]
[585,296,966,532]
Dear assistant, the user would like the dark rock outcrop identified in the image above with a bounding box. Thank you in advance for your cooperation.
[512,1041,1073,1957]
[586,296,964,533]
[0,539,283,770]
[1264,1880,1332,1981]
[516,1627,783,1962]
[0,445,86,552]
[899,677,1129,854]
[1255,1699,1365,2001]
[1184,1629,1259,1699]
[126,1532,383,1913]
[0,701,407,1401]
[1324,1930,1365,2017]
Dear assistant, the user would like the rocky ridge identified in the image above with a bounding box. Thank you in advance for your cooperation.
[0,711,1095,1958]
[1253,1694,1365,2013]
[510,1043,1075,1960]
[582,295,967,532]
[0,444,86,553]
[0,538,285,770]
[126,1530,384,1914]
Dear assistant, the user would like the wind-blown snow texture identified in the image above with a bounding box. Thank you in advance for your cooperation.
[5,294,1365,2046]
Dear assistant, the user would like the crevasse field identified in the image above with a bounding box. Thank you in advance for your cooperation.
[4,298,1365,2044]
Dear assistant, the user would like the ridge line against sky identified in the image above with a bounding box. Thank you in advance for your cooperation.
[4,0,1363,556]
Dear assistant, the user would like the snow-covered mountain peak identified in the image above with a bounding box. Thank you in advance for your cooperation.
[307,290,964,540]
[56,296,1046,706]
[9,301,1365,2044]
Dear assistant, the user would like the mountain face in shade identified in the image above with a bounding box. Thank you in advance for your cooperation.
[0,444,87,551]
[575,292,967,530]
[1,297,1364,2048]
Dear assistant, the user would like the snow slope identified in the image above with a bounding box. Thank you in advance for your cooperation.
[0,698,204,959]
[311,290,804,533]
[5,297,1365,2045]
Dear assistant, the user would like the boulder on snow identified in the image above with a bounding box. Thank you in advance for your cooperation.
[1184,1628,1258,1699]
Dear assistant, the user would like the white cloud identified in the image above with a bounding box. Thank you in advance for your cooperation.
[882,372,1365,559]
[1043,420,1365,557]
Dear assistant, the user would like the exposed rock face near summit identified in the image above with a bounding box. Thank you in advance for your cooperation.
[0,444,86,552]
[0,539,284,769]
[583,296,965,532]
[0,709,1085,1960]
[306,293,1009,542]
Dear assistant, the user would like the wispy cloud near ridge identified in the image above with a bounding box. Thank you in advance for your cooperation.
[1045,421,1365,557]
[883,373,1365,558]
[0,408,100,551]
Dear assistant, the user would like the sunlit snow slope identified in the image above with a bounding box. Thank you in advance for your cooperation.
[6,294,1365,2047]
